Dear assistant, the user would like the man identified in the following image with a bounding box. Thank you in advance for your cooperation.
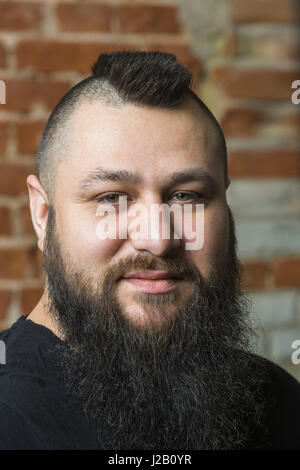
[0,50,299,450]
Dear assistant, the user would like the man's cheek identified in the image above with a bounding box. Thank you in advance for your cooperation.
[191,219,228,277]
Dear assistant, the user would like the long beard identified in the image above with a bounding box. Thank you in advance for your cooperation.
[43,206,269,450]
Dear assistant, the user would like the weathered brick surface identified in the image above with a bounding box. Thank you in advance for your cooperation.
[17,41,127,74]
[222,107,300,139]
[16,121,46,154]
[0,163,36,196]
[235,32,300,61]
[0,246,41,280]
[228,0,300,24]
[55,3,113,32]
[236,220,300,259]
[250,290,298,327]
[0,123,7,156]
[0,43,5,68]
[0,206,11,236]
[4,79,70,111]
[119,5,182,34]
[273,257,300,287]
[228,149,300,178]
[213,67,300,101]
[241,261,271,291]
[227,180,300,218]
[221,108,264,137]
[0,1,43,31]
[20,287,43,315]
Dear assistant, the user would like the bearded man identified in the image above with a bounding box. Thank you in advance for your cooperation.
[0,51,299,450]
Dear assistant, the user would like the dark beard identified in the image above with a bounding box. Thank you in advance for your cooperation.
[43,205,269,450]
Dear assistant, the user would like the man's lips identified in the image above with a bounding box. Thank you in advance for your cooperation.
[122,270,183,280]
[120,271,183,294]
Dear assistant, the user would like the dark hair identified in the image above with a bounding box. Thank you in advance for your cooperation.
[36,50,227,197]
[91,50,192,106]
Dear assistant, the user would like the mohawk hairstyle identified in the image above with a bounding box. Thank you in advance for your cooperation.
[91,50,192,107]
[36,50,227,200]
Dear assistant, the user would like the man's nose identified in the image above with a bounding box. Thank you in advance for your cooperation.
[127,201,182,257]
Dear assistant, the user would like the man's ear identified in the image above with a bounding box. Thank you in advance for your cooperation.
[27,175,49,252]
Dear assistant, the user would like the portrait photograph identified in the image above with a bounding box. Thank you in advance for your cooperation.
[0,0,299,453]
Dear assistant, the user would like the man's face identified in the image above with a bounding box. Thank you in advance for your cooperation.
[51,97,230,328]
[40,98,267,450]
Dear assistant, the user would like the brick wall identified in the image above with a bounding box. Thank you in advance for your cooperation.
[0,0,299,380]
[223,0,300,381]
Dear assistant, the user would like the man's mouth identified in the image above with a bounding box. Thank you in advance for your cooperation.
[122,270,183,280]
[121,270,183,294]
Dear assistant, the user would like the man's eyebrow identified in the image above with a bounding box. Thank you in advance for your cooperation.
[166,168,217,187]
[78,166,217,190]
[79,168,142,189]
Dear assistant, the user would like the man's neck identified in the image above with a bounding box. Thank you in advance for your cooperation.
[26,294,63,340]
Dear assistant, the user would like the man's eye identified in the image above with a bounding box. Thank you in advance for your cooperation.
[95,192,205,204]
[171,192,204,202]
[95,193,125,204]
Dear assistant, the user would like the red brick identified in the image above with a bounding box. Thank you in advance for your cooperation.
[228,149,300,178]
[20,287,43,315]
[145,43,202,79]
[0,290,12,320]
[0,123,8,156]
[0,1,43,31]
[0,163,36,196]
[241,261,271,291]
[0,245,42,280]
[56,3,112,32]
[38,80,72,110]
[213,67,300,101]
[228,0,300,24]
[16,121,46,154]
[221,108,264,137]
[4,79,70,112]
[273,257,300,287]
[16,40,128,74]
[0,206,11,236]
[0,43,5,68]
[119,5,182,33]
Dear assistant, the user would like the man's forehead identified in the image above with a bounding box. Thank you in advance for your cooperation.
[56,98,224,191]
[68,97,213,147]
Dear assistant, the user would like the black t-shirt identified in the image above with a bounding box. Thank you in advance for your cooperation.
[0,315,299,450]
